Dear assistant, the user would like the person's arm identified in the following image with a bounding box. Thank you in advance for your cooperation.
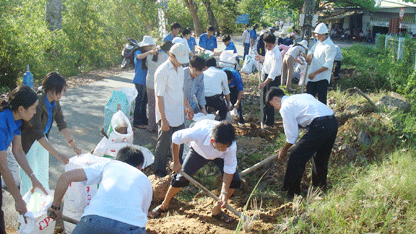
[278,142,293,161]
[221,73,231,110]
[136,50,157,60]
[156,96,169,132]
[234,90,243,109]
[171,143,182,172]
[48,168,87,220]
[195,74,207,114]
[37,137,69,164]
[183,91,194,120]
[60,128,81,155]
[0,150,27,215]
[225,94,231,110]
[218,172,233,208]
[11,135,48,194]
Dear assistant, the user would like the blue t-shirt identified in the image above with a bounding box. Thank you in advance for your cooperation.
[0,109,22,151]
[187,37,197,53]
[133,50,147,85]
[44,95,56,135]
[198,33,217,50]
[225,41,237,53]
[250,29,257,40]
[163,33,176,42]
[223,68,244,91]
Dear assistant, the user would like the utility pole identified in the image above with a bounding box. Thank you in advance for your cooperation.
[301,0,315,43]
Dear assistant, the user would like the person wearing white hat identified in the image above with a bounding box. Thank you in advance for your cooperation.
[281,40,308,92]
[153,43,194,177]
[306,23,336,105]
[172,37,193,57]
[133,35,157,129]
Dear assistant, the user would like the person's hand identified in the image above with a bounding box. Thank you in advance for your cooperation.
[185,107,194,120]
[71,144,82,156]
[47,207,62,220]
[258,82,266,89]
[161,119,170,132]
[151,50,158,56]
[201,108,208,115]
[171,162,182,173]
[234,102,240,109]
[255,55,263,61]
[218,192,228,208]
[15,198,28,217]
[58,153,70,165]
[306,54,313,64]
[308,72,316,80]
[30,176,48,195]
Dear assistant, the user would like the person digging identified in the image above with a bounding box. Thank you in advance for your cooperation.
[148,120,241,223]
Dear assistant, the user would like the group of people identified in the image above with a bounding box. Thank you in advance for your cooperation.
[1,21,340,234]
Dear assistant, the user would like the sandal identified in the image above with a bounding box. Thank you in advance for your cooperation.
[212,211,235,223]
[148,205,167,219]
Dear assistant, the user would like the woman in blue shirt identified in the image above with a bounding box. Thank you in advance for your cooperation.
[133,35,157,129]
[20,72,81,195]
[0,85,47,233]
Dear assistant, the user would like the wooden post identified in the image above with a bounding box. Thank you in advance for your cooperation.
[257,60,264,131]
[177,170,242,218]
[354,87,376,107]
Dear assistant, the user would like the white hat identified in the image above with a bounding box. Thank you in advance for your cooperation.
[169,43,189,64]
[297,40,308,49]
[172,37,184,44]
[139,35,156,47]
[313,23,329,34]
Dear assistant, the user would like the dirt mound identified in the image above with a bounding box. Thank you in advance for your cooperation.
[148,175,172,203]
[234,122,283,141]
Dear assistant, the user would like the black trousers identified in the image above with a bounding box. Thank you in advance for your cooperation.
[205,94,228,120]
[262,74,281,126]
[283,116,338,197]
[306,79,329,105]
[334,61,342,78]
[229,86,244,124]
[171,148,241,189]
[0,174,5,234]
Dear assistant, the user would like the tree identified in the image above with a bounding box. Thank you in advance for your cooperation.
[183,0,202,36]
[45,0,62,31]
[201,0,219,32]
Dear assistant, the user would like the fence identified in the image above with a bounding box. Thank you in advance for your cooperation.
[375,34,416,70]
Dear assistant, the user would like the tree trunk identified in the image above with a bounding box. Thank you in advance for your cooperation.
[201,0,218,33]
[45,0,62,31]
[183,0,202,36]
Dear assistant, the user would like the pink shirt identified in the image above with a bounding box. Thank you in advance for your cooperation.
[278,44,291,58]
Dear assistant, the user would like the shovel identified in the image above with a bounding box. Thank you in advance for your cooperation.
[177,170,241,218]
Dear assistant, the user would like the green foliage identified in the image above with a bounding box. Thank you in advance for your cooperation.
[0,0,158,89]
[238,0,267,26]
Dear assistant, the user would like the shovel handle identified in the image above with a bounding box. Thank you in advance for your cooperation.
[47,210,79,225]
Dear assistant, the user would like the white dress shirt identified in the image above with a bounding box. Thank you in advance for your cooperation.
[154,59,185,127]
[172,119,237,174]
[279,94,334,144]
[262,45,283,80]
[306,37,337,83]
[203,67,230,97]
[242,29,250,44]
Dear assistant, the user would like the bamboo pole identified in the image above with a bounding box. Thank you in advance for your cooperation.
[354,87,376,107]
[257,59,264,131]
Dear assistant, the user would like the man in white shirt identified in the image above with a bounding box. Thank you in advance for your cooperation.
[242,24,250,60]
[255,32,283,126]
[203,58,231,121]
[266,88,338,198]
[48,146,152,234]
[154,43,194,177]
[149,120,240,223]
[306,23,337,105]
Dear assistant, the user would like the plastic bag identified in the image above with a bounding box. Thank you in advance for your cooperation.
[241,54,255,74]
[119,87,138,124]
[200,50,214,60]
[107,110,133,144]
[103,91,129,134]
[297,56,308,86]
[218,50,238,68]
[1,143,20,187]
[18,188,56,234]
[92,139,154,168]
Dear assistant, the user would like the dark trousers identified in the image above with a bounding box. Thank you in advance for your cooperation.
[283,117,338,197]
[229,86,244,124]
[205,94,228,120]
[154,122,184,177]
[243,43,250,60]
[133,84,148,126]
[262,74,281,126]
[334,61,342,78]
[171,148,241,189]
[306,80,328,105]
[0,175,5,234]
